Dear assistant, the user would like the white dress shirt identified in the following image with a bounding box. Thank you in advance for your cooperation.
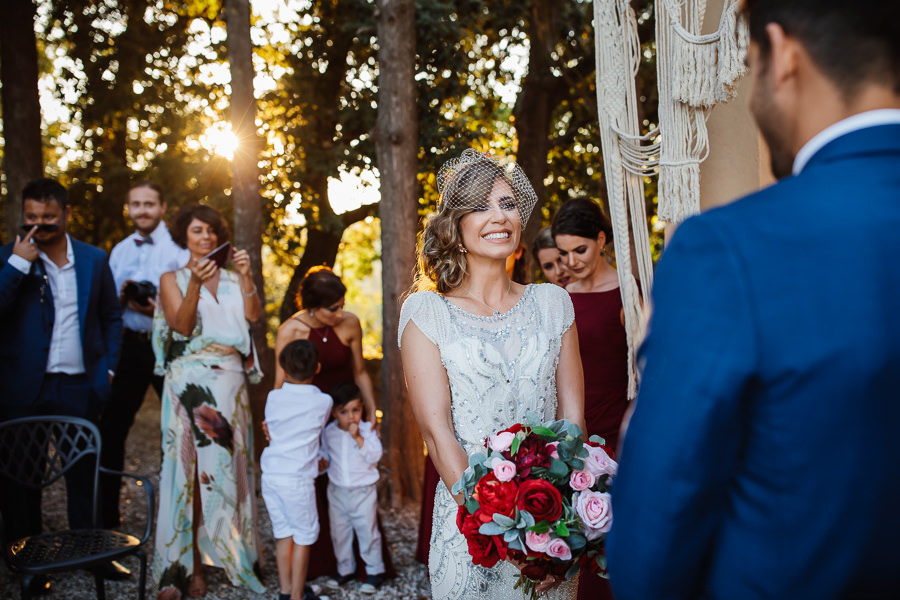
[793,109,900,175]
[8,235,84,374]
[108,221,189,332]
[260,383,334,478]
[320,420,383,488]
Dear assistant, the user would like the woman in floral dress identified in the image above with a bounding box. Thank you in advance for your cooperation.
[152,204,265,599]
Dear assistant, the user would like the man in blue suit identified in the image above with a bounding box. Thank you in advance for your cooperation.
[0,178,122,545]
[607,2,900,598]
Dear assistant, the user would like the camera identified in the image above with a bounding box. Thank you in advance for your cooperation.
[122,280,157,307]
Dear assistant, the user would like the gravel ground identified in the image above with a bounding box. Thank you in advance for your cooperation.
[0,394,431,600]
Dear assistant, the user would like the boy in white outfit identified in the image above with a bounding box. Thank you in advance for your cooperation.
[320,381,385,594]
[262,340,333,600]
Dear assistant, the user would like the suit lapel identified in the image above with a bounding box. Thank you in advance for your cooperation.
[72,240,91,345]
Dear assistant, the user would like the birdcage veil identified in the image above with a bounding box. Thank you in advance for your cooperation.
[436,149,538,225]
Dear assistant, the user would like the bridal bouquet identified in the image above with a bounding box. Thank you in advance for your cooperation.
[452,413,617,597]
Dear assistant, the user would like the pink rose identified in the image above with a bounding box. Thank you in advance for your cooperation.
[574,490,612,540]
[489,431,516,453]
[491,458,517,482]
[569,469,596,491]
[525,530,552,553]
[546,538,572,561]
[546,441,559,459]
[583,444,618,478]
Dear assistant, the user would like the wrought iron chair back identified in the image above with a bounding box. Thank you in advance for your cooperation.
[0,415,154,600]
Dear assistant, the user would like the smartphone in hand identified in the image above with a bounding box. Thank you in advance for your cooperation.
[201,241,231,268]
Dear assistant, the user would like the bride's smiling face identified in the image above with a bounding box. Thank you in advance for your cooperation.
[458,178,521,260]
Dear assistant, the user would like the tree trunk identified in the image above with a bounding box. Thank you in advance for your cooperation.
[1,0,43,243]
[375,0,421,507]
[514,0,562,249]
[224,0,271,454]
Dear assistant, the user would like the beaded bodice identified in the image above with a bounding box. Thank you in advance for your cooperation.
[400,284,574,454]
[399,283,577,600]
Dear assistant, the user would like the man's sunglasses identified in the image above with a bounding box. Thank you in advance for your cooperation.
[21,223,60,234]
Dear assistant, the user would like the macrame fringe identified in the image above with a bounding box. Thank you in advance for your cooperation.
[658,163,701,224]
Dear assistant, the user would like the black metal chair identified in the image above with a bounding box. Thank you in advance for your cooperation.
[0,416,154,600]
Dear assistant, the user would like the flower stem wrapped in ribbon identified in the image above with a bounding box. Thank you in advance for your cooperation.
[452,411,617,598]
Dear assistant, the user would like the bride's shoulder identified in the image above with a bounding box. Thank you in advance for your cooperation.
[398,291,449,348]
[529,282,572,305]
[528,283,575,333]
[400,290,445,315]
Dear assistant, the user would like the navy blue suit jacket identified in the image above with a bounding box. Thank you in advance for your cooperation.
[607,124,900,599]
[0,238,122,418]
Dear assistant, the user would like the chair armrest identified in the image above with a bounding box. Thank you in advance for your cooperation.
[99,467,155,545]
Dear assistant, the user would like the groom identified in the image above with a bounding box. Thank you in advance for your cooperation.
[607,1,900,599]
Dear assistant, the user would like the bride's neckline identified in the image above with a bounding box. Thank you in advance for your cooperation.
[442,285,531,321]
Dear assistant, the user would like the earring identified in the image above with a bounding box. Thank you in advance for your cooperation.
[309,309,315,318]
[457,243,468,254]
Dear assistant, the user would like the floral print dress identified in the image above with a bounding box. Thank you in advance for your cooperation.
[151,268,264,594]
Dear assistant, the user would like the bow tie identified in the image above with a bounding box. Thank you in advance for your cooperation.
[134,236,154,247]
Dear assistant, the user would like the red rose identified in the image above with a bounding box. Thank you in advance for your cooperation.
[456,504,468,531]
[460,511,507,568]
[512,436,552,478]
[516,479,563,523]
[520,559,551,581]
[474,473,518,518]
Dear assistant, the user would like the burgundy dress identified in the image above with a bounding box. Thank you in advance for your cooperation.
[570,290,626,600]
[304,325,395,580]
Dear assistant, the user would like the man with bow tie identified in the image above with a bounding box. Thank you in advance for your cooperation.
[100,181,188,536]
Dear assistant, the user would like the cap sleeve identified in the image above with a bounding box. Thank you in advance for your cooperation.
[398,291,446,349]
[534,283,575,340]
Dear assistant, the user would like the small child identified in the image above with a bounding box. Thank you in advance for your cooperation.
[261,340,333,600]
[320,381,386,595]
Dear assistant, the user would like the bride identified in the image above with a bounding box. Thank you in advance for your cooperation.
[399,149,585,599]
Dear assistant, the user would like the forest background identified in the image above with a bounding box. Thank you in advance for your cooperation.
[0,0,661,503]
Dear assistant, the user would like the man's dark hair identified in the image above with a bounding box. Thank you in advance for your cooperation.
[329,381,362,410]
[296,266,347,310]
[22,178,67,210]
[551,197,613,243]
[279,339,319,382]
[170,203,230,249]
[744,0,900,96]
[130,180,165,204]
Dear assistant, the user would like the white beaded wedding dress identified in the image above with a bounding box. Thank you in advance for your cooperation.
[399,283,578,600]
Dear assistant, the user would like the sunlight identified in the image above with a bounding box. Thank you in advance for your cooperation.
[200,122,240,160]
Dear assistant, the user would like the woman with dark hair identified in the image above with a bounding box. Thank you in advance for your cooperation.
[152,204,264,599]
[552,197,625,600]
[532,226,571,287]
[400,149,584,599]
[273,266,391,583]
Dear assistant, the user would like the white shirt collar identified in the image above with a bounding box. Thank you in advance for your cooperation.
[39,234,75,268]
[133,220,168,242]
[793,109,900,175]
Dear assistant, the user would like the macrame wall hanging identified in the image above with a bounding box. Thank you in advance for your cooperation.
[592,0,748,397]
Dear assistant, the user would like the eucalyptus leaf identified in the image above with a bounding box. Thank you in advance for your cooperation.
[519,511,535,528]
[568,457,585,470]
[493,513,515,528]
[479,522,505,536]
[567,533,587,550]
[575,445,589,458]
[469,453,487,468]
[589,434,607,445]
[465,497,479,514]
[566,422,583,439]
[564,562,580,581]
[549,459,569,479]
[503,529,521,543]
[507,536,524,551]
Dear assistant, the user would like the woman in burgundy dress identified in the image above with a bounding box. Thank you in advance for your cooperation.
[553,198,629,600]
[273,266,393,583]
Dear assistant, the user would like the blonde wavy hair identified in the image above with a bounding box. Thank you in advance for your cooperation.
[415,209,470,293]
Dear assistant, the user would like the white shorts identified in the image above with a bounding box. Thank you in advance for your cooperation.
[261,474,318,545]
